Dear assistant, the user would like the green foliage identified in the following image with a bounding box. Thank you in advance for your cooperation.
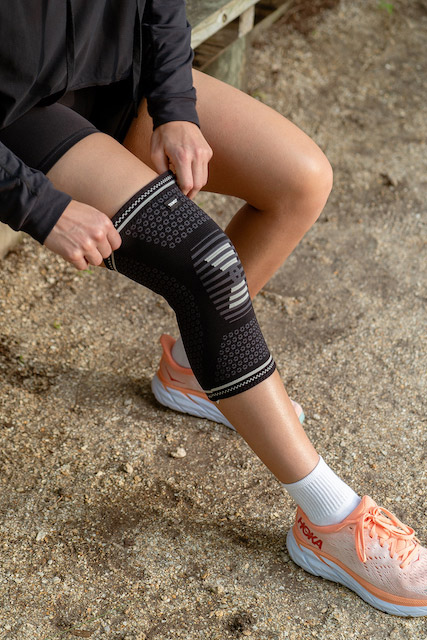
[250,89,268,103]
[76,267,95,276]
[378,1,394,15]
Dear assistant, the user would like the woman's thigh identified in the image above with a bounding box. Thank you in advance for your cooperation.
[125,69,330,210]
[47,132,158,217]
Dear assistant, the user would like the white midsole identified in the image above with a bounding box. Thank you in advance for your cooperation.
[152,374,304,428]
[286,529,427,617]
[151,374,235,429]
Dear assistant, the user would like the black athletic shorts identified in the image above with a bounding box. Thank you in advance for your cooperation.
[0,77,135,174]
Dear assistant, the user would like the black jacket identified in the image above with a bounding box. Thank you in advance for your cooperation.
[0,0,198,244]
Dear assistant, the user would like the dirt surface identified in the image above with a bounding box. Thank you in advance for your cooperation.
[0,1,426,638]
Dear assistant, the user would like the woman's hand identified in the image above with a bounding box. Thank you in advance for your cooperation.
[44,200,122,270]
[150,121,213,199]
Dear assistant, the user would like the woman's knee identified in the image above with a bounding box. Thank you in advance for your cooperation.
[309,146,333,196]
[277,144,333,222]
[302,149,333,216]
[105,172,275,398]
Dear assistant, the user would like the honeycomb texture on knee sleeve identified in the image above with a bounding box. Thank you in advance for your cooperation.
[123,190,205,248]
[105,171,275,399]
[215,318,271,384]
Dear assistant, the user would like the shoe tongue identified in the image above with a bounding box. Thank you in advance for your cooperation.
[352,495,377,518]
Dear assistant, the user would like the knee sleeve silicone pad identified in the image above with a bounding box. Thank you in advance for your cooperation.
[105,171,276,400]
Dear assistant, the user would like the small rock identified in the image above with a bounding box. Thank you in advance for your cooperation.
[380,172,397,187]
[68,630,95,638]
[312,413,321,421]
[36,530,48,542]
[123,538,135,548]
[170,447,187,459]
[208,583,224,595]
[52,576,61,584]
[59,463,71,476]
[124,462,134,474]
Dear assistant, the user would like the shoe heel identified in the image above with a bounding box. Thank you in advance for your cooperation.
[286,529,326,578]
[286,528,342,586]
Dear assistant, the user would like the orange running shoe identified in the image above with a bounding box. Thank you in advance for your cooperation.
[151,334,305,429]
[287,495,427,616]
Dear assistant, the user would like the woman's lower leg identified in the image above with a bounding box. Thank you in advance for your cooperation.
[217,369,318,483]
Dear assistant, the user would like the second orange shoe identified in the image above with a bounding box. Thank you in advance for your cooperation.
[151,334,305,429]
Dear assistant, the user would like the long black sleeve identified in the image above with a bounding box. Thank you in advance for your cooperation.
[141,0,199,130]
[0,141,71,244]
[0,0,200,244]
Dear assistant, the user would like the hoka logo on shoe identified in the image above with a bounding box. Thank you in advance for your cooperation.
[298,517,323,549]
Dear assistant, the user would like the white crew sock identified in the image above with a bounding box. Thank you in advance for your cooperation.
[172,335,191,368]
[282,456,361,526]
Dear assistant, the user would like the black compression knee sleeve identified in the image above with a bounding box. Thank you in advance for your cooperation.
[105,171,276,400]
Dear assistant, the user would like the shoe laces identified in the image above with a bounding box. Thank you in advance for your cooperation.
[353,505,420,569]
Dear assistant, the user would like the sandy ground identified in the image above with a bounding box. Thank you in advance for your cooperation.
[0,1,426,638]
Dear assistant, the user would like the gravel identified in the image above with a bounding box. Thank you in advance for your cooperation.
[0,1,426,638]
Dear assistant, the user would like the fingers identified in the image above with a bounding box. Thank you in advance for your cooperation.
[107,225,122,252]
[84,245,107,268]
[70,254,90,271]
[187,154,209,200]
[70,241,105,270]
[84,218,121,267]
[150,122,213,200]
[174,146,212,200]
[174,149,194,197]
[151,147,170,175]
[44,200,122,271]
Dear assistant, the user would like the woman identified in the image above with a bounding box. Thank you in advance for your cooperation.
[0,1,425,617]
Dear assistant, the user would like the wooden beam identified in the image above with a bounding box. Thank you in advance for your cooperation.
[190,0,259,48]
[251,0,295,38]
[238,5,256,37]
